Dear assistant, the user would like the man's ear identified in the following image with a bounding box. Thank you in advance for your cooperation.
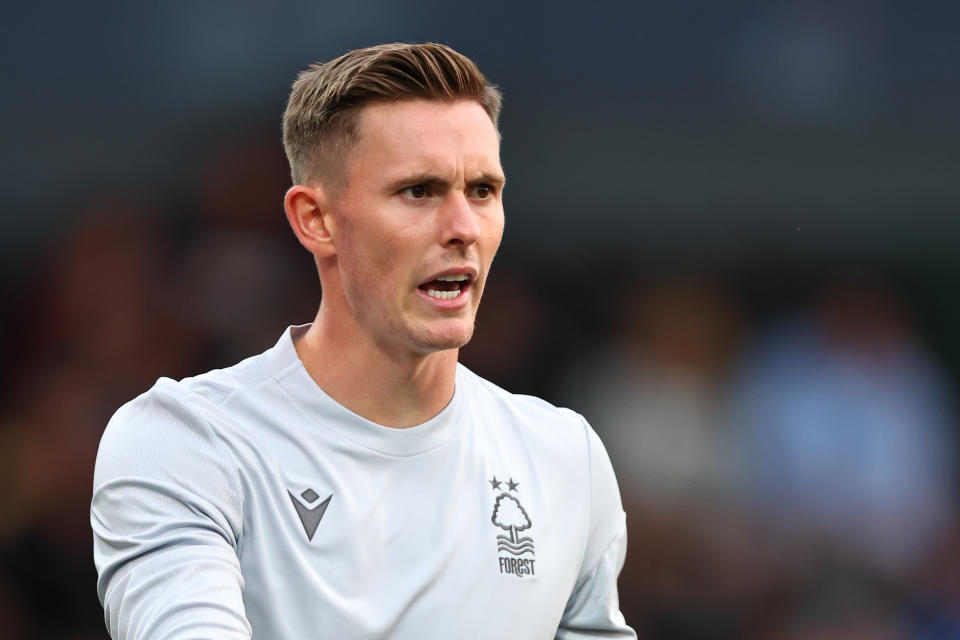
[284,185,337,258]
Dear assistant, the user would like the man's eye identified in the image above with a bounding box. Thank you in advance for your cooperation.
[402,185,428,199]
[471,185,493,199]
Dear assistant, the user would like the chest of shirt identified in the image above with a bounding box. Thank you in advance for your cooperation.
[225,417,589,638]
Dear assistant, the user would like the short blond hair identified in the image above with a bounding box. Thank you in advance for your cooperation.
[282,42,502,189]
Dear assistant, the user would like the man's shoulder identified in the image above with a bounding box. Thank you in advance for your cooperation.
[135,328,301,412]
[457,364,590,437]
[91,353,261,559]
[100,338,293,459]
[120,348,271,417]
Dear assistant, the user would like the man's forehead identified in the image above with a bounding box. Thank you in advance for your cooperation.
[348,99,503,178]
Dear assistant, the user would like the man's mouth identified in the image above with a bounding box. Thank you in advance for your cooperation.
[418,274,472,300]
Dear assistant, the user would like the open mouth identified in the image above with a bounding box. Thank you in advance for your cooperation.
[418,273,472,301]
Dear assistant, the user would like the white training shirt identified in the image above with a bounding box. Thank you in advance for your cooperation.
[91,325,634,639]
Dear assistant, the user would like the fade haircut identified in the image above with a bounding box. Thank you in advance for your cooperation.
[282,42,502,190]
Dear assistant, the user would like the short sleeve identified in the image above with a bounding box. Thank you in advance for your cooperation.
[90,382,251,639]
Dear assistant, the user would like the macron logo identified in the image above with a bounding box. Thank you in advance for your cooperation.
[288,488,332,542]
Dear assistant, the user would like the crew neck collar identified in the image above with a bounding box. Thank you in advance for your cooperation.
[270,325,466,457]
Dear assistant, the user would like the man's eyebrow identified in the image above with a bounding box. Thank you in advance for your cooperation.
[470,173,507,188]
[385,172,506,193]
[384,173,447,192]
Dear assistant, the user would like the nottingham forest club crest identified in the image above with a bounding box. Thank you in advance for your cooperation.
[489,475,535,578]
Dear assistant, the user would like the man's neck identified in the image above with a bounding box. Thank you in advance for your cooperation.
[292,311,459,429]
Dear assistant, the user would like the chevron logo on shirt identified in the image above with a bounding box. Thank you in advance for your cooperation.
[288,488,332,542]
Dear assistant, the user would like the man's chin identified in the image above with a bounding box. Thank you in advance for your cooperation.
[411,322,475,354]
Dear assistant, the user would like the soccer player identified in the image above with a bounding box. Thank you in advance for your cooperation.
[91,42,634,639]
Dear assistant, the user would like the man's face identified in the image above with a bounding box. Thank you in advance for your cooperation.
[326,99,505,357]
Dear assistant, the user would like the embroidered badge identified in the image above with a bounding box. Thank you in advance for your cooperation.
[489,475,536,577]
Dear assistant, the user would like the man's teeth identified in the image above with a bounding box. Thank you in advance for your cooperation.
[421,274,469,300]
[425,289,461,300]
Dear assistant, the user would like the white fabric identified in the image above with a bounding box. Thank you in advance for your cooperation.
[92,325,634,639]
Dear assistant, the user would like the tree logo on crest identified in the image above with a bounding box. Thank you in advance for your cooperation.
[489,475,536,576]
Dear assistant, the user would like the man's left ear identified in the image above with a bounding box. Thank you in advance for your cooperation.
[284,185,337,258]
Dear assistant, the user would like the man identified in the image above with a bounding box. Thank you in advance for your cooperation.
[92,42,634,639]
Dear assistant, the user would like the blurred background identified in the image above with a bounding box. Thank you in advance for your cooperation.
[2,0,959,637]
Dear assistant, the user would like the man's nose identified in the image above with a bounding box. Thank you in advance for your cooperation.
[438,192,480,247]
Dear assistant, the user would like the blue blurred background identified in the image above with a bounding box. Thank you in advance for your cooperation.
[2,1,960,637]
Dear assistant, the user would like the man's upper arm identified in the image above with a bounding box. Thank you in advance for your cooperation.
[557,419,636,639]
[91,385,251,639]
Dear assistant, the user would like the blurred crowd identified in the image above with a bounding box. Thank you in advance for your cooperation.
[549,278,960,639]
[1,132,958,639]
